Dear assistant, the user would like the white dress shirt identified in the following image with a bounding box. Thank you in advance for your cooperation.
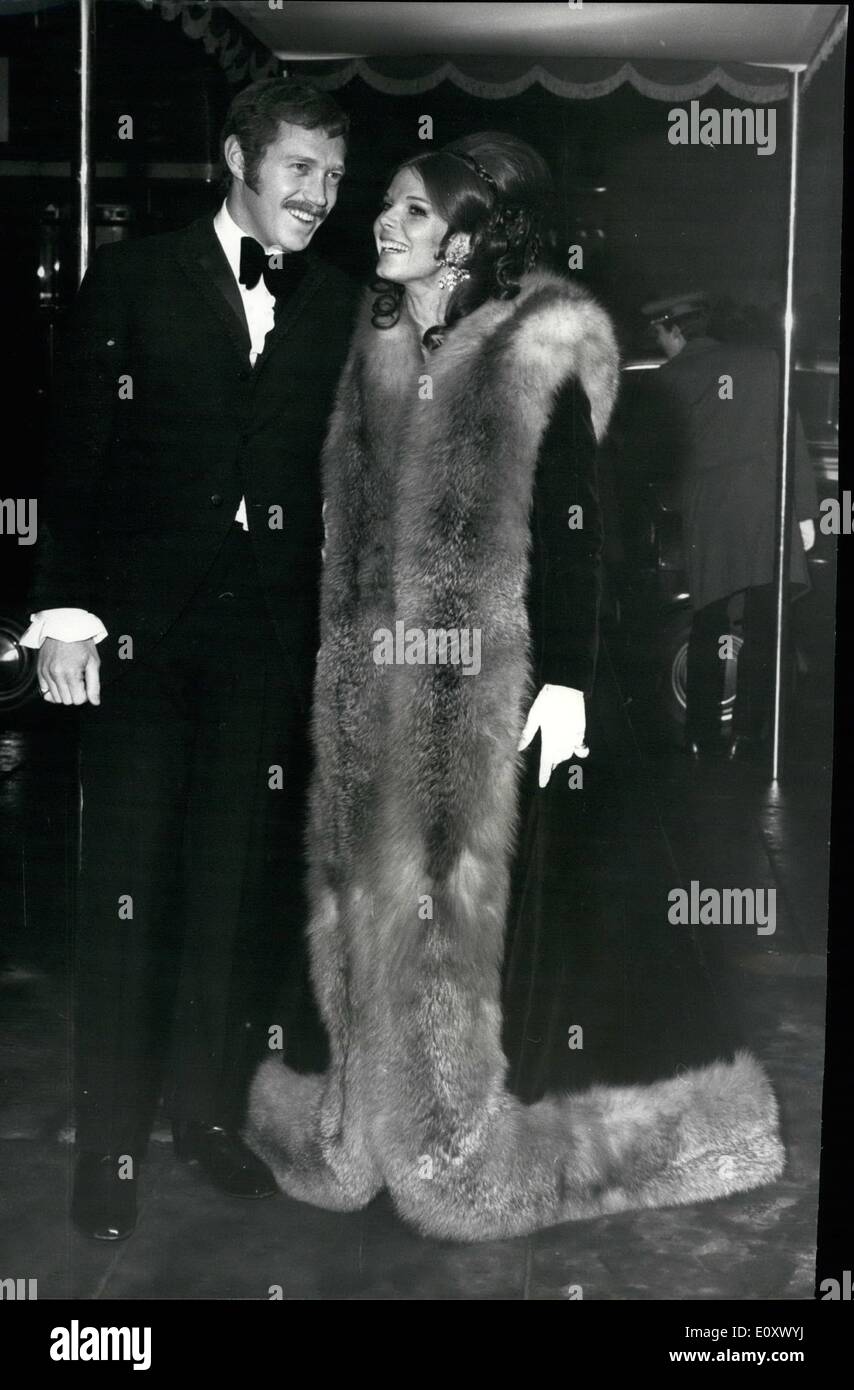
[22,200,278,649]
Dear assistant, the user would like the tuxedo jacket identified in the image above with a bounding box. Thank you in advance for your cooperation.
[30,215,359,701]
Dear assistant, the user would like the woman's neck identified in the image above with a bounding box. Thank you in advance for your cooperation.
[403,278,452,337]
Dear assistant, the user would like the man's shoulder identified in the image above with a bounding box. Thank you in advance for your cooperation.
[664,337,774,377]
[727,341,778,373]
[684,338,776,369]
[700,340,779,393]
[89,216,215,276]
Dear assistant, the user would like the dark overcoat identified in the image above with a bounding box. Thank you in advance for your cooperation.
[652,337,818,612]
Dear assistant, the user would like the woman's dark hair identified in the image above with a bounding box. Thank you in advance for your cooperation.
[372,130,555,333]
[221,77,349,193]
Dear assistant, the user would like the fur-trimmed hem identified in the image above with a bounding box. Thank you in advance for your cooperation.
[246,1049,784,1242]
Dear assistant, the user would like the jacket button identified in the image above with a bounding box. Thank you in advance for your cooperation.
[210,494,223,507]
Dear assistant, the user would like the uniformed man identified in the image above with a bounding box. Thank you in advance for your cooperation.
[640,291,818,758]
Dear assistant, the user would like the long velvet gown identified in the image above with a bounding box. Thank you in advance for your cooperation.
[501,376,737,1101]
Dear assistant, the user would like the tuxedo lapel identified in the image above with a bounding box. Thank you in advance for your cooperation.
[251,254,331,381]
[175,217,251,363]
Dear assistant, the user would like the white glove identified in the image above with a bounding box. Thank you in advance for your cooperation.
[518,684,588,789]
[799,518,815,552]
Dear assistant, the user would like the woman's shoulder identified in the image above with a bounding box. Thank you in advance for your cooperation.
[504,271,620,443]
[510,271,617,357]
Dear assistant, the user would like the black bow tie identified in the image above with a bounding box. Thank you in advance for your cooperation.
[238,236,306,307]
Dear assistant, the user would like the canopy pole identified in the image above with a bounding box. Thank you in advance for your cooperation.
[770,67,802,783]
[77,0,95,285]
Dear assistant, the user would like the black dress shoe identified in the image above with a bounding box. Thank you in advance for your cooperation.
[726,734,766,762]
[683,735,724,760]
[171,1120,277,1198]
[71,1152,138,1241]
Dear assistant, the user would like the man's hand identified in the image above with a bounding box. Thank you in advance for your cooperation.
[799,518,816,553]
[38,637,101,706]
[518,684,588,789]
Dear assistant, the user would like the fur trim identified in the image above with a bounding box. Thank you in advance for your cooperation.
[246,273,784,1240]
[249,1049,784,1240]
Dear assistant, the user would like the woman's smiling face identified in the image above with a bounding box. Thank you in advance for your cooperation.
[373,168,449,286]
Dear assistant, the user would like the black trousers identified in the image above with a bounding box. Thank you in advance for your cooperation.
[685,583,777,744]
[73,525,313,1155]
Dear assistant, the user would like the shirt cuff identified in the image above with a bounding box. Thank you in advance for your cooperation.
[20,609,108,648]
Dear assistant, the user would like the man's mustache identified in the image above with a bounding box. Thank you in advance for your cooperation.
[282,201,327,219]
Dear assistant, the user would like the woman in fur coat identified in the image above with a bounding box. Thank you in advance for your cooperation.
[246,133,784,1241]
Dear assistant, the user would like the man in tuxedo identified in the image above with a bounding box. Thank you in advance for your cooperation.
[23,78,357,1238]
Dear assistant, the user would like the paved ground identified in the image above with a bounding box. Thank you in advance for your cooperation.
[0,652,830,1300]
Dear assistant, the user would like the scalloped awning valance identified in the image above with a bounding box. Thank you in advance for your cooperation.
[278,55,792,104]
[144,2,846,97]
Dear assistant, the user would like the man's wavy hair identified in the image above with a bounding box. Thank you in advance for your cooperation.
[372,130,555,333]
[221,77,349,194]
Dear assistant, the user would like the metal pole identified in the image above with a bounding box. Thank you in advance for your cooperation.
[770,68,802,782]
[77,0,95,286]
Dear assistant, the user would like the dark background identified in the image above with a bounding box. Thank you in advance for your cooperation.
[0,0,844,417]
[0,1,844,327]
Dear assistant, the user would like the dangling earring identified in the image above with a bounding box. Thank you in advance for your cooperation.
[438,232,471,291]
